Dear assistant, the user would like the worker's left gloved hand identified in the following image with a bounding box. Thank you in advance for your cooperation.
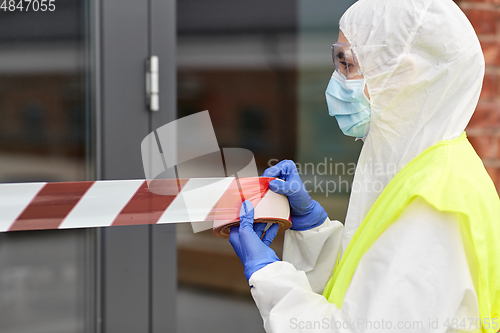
[229,200,280,281]
[262,159,328,231]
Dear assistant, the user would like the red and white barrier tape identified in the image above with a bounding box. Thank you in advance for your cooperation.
[0,177,291,237]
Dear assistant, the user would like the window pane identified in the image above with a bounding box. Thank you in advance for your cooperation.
[0,1,93,332]
[177,2,298,332]
[176,1,357,332]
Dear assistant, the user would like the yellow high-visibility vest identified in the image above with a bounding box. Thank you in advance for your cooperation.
[323,132,500,332]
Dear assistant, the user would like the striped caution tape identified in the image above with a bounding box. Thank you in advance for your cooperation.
[0,177,291,238]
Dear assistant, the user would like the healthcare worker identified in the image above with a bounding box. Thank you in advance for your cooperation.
[229,0,500,332]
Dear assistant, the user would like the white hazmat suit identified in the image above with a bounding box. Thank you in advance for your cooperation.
[249,0,486,332]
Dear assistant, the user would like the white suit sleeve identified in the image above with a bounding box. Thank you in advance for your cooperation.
[282,218,344,293]
[249,198,479,333]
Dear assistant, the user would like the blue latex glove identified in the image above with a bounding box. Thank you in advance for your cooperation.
[262,159,328,231]
[229,200,280,281]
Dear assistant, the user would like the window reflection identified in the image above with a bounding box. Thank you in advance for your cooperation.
[0,1,87,183]
[177,0,298,172]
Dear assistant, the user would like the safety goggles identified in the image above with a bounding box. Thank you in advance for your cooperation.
[331,42,362,79]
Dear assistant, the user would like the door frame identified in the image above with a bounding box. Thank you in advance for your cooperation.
[89,0,177,332]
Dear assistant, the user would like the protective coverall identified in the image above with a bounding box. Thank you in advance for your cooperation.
[241,0,499,332]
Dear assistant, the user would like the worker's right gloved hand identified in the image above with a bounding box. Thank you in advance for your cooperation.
[229,200,280,281]
[262,159,328,231]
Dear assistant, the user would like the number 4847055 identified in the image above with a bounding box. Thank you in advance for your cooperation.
[1,0,56,11]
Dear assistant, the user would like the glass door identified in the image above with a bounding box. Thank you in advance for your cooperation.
[0,0,177,332]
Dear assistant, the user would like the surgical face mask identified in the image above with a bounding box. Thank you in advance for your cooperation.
[325,71,371,139]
